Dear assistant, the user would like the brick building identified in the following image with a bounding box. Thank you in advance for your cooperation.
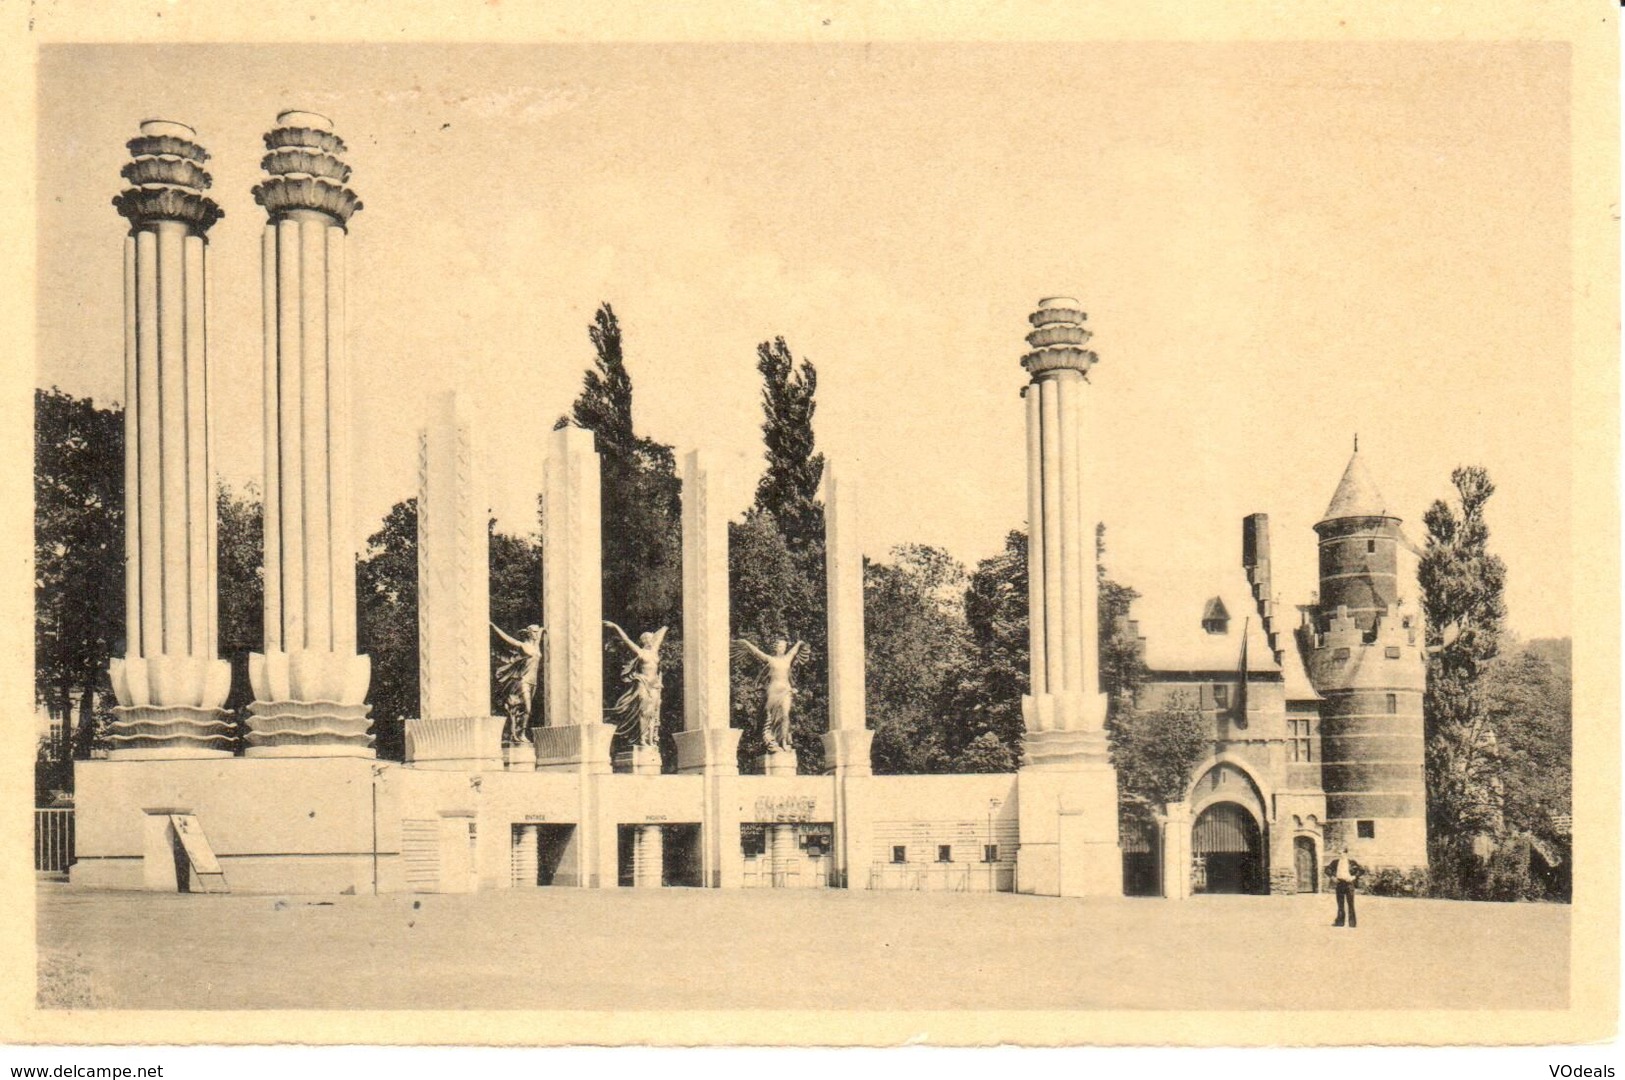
[1126,449,1429,896]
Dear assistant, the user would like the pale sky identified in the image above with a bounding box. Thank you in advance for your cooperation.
[36,43,1572,639]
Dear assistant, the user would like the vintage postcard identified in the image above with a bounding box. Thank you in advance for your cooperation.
[0,0,1616,1055]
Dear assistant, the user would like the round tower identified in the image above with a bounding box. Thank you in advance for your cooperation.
[1301,448,1428,872]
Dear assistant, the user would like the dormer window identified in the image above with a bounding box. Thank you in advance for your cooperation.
[1201,597,1230,635]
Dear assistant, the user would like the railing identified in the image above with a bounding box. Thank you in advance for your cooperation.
[35,808,74,874]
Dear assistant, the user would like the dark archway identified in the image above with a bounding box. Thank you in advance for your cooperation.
[1192,801,1266,895]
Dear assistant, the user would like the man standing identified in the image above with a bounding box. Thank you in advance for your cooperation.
[1326,845,1362,928]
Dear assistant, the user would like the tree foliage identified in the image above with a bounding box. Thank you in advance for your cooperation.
[939,530,1030,770]
[752,337,825,549]
[489,523,543,723]
[1418,466,1509,886]
[34,388,123,762]
[216,483,265,741]
[864,544,972,773]
[727,336,831,773]
[1107,691,1209,827]
[728,508,827,771]
[556,303,684,763]
[357,498,419,761]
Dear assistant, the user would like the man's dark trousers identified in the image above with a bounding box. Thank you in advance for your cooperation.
[1334,880,1357,927]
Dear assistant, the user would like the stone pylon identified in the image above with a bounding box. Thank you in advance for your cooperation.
[404,391,504,770]
[821,461,871,889]
[106,120,233,759]
[1014,297,1120,897]
[245,111,373,757]
[675,450,744,887]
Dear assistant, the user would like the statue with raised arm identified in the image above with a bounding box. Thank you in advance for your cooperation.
[604,621,669,746]
[491,622,543,745]
[732,637,805,753]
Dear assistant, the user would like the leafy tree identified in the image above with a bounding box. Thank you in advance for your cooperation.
[955,731,1017,773]
[940,530,1030,769]
[728,508,827,772]
[357,498,419,761]
[727,335,833,774]
[864,544,971,773]
[34,388,123,766]
[1108,692,1209,828]
[1478,637,1572,900]
[752,337,825,549]
[555,304,684,764]
[1418,466,1508,891]
[1097,523,1144,714]
[489,522,543,723]
[216,482,264,727]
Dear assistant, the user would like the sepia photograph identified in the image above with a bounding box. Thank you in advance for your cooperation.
[6,0,1617,1055]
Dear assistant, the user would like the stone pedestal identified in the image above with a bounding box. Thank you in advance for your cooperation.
[403,715,504,771]
[821,729,873,778]
[1015,764,1121,898]
[533,723,614,773]
[505,741,536,771]
[248,110,373,757]
[675,728,741,775]
[616,745,663,776]
[763,749,799,777]
[107,121,233,759]
[632,825,664,888]
[1159,801,1192,900]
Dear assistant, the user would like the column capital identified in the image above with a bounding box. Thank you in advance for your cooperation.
[112,120,223,235]
[1021,297,1098,380]
[252,113,363,226]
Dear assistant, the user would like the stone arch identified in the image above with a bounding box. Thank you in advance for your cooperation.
[1186,754,1271,824]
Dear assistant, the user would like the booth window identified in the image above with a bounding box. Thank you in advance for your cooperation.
[937,845,952,863]
[983,844,998,864]
[891,845,907,864]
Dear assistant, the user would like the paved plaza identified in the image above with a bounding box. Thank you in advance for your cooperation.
[36,883,1568,1011]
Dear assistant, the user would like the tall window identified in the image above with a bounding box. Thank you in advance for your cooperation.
[1212,684,1231,710]
[1386,693,1398,714]
[1289,718,1312,762]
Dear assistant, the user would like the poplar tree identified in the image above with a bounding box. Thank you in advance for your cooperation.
[752,337,824,548]
[556,303,684,762]
[1418,465,1508,893]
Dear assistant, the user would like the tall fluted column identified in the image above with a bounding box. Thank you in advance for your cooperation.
[1018,298,1108,757]
[245,110,372,757]
[1014,297,1119,899]
[106,120,233,759]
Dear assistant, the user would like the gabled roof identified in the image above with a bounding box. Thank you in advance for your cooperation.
[1319,450,1395,524]
[1136,571,1281,676]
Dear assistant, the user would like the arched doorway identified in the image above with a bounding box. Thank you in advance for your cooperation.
[1293,835,1319,893]
[1192,802,1265,894]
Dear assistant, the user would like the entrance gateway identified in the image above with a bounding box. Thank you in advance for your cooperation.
[76,120,1125,902]
[1192,802,1266,895]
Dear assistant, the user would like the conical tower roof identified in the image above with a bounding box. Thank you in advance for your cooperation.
[1318,450,1395,524]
